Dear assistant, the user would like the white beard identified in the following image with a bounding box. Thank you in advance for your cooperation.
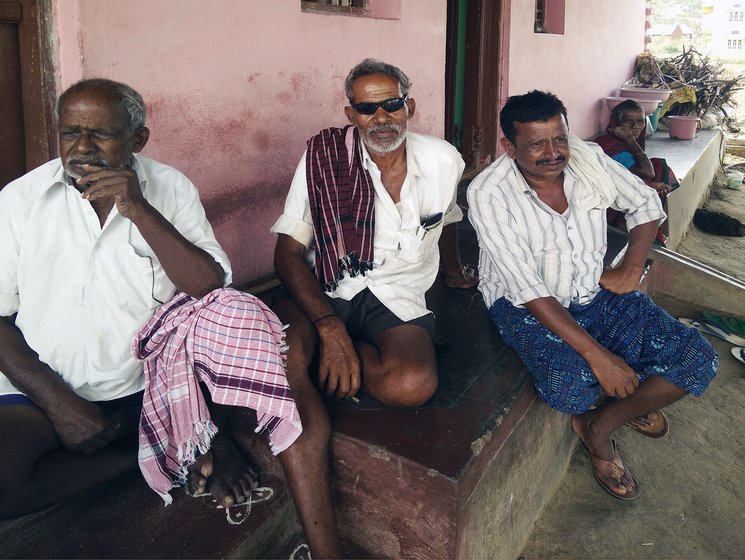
[361,123,407,154]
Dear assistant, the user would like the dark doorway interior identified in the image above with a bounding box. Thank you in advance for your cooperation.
[0,0,56,189]
[445,0,501,177]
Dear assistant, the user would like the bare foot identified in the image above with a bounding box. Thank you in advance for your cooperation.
[571,414,639,498]
[186,452,213,496]
[186,433,259,508]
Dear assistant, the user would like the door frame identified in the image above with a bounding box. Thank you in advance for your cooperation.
[1,0,57,171]
[445,0,504,177]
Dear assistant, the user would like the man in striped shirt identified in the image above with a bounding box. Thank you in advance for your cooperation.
[468,90,717,501]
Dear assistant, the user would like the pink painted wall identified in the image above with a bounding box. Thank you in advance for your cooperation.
[505,0,647,140]
[51,0,648,283]
[52,0,446,284]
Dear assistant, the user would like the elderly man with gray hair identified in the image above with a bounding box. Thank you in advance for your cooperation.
[272,58,477,410]
[0,79,343,558]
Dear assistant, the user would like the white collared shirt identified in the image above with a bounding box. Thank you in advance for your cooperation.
[271,131,465,321]
[0,155,231,400]
[467,145,665,308]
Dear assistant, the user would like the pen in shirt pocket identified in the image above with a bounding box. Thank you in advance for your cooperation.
[420,211,443,230]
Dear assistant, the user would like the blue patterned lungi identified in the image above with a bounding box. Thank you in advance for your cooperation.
[490,290,718,414]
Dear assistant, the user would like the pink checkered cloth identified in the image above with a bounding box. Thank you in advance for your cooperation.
[132,288,301,504]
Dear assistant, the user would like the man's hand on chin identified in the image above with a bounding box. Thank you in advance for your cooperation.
[79,167,147,221]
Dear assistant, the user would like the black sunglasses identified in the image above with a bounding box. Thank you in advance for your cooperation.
[351,96,408,116]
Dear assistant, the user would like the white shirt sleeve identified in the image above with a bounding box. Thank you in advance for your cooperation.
[270,151,315,248]
[168,176,233,286]
[0,186,22,316]
[136,156,233,287]
[443,150,466,226]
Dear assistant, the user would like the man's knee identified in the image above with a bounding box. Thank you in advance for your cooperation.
[285,328,317,369]
[0,461,31,508]
[534,371,600,415]
[377,364,438,408]
[0,434,53,517]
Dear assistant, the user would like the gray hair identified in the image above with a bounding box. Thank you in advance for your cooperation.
[56,79,147,132]
[611,99,644,122]
[344,58,412,103]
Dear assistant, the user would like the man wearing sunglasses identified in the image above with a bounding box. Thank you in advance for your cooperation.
[272,58,477,412]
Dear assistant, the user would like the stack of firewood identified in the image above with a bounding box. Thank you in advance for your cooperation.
[657,47,742,131]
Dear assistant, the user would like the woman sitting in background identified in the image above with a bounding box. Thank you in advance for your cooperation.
[595,99,679,246]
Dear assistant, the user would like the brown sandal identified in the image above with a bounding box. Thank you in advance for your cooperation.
[626,410,669,439]
[579,438,642,501]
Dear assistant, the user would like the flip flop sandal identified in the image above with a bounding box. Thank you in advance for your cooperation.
[703,312,745,338]
[699,319,745,346]
[679,318,745,346]
[731,346,745,366]
[625,409,669,438]
[578,438,642,501]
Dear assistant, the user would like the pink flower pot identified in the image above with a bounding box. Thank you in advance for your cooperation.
[668,115,701,140]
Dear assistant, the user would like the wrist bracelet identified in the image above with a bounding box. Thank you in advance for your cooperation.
[312,313,335,326]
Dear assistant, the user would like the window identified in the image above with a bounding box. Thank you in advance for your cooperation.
[301,0,367,15]
[534,0,566,34]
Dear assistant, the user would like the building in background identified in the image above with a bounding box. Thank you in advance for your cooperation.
[703,0,745,58]
[649,22,696,40]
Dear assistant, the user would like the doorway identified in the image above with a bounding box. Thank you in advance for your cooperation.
[0,0,56,189]
[445,0,502,177]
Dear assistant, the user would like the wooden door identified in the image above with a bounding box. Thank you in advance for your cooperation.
[445,0,501,177]
[0,0,55,189]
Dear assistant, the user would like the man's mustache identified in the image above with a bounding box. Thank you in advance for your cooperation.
[368,124,402,134]
[536,155,566,165]
[65,156,109,167]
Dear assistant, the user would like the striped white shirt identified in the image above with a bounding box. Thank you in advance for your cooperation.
[467,142,665,308]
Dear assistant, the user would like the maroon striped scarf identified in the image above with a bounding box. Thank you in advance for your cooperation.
[306,125,375,292]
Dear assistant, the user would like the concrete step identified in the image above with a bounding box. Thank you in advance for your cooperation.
[0,465,299,559]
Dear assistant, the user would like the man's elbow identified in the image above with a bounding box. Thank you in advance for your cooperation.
[188,261,225,299]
